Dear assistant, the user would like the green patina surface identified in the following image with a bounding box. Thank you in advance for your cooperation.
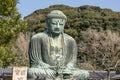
[28,10,89,80]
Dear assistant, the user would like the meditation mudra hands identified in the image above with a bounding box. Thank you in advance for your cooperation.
[28,63,56,78]
[28,62,75,78]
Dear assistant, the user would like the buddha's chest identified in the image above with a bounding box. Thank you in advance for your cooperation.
[49,37,64,65]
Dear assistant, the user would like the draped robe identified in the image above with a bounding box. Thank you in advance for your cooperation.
[28,31,89,80]
[28,31,77,68]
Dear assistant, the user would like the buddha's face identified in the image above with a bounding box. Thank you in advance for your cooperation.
[48,18,66,34]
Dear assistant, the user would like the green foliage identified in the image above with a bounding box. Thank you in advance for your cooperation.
[65,28,79,40]
[0,0,27,67]
[25,5,120,37]
[0,0,18,16]
[0,17,27,46]
[0,47,15,67]
[0,0,27,46]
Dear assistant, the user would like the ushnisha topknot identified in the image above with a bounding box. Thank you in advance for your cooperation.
[46,10,67,20]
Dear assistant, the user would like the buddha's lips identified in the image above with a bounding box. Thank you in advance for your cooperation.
[54,28,60,31]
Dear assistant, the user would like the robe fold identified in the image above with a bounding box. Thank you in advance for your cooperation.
[28,31,77,68]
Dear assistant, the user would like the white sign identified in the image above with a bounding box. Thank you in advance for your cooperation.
[12,67,27,80]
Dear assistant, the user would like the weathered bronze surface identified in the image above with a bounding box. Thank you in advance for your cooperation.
[28,10,89,80]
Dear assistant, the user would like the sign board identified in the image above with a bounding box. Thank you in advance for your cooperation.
[12,67,27,80]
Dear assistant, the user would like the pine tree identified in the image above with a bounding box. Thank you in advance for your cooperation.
[0,0,27,67]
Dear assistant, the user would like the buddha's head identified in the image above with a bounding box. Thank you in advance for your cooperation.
[46,10,67,34]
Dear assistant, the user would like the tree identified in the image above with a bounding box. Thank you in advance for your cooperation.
[78,29,120,79]
[0,0,27,67]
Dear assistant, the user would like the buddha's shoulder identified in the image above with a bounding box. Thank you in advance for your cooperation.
[63,33,75,41]
[31,32,47,39]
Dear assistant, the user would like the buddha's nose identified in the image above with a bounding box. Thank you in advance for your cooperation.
[57,23,60,28]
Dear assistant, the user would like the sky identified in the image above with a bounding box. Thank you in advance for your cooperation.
[17,0,120,18]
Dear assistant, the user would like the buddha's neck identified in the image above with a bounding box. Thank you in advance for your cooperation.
[50,33,61,39]
[49,33,62,47]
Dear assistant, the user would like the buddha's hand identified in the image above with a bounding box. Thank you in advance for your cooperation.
[66,63,74,69]
[40,62,51,68]
[28,67,56,78]
[44,68,56,78]
[62,68,72,74]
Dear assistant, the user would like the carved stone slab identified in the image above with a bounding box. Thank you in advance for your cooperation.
[12,67,27,80]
